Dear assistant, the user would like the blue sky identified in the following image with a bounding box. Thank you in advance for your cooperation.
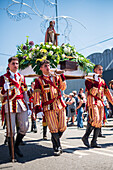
[1,0,113,84]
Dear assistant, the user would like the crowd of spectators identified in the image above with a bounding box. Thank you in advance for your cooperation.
[63,86,112,128]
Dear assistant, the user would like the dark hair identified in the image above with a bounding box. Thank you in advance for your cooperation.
[6,67,10,71]
[39,60,50,68]
[31,81,35,85]
[80,88,83,91]
[94,64,102,70]
[50,21,53,24]
[78,94,83,100]
[8,56,19,64]
[72,91,77,95]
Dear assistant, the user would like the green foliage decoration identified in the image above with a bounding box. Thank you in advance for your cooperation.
[15,37,95,75]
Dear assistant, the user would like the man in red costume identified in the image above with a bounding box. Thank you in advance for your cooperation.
[27,81,37,133]
[82,65,113,148]
[34,60,66,156]
[45,20,58,46]
[0,57,31,161]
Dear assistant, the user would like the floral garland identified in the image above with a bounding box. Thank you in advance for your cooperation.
[15,36,95,75]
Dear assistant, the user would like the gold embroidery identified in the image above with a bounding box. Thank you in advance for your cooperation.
[34,89,41,93]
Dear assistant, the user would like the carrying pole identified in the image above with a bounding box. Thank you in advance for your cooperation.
[7,89,15,162]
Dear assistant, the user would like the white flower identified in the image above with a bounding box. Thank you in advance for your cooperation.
[80,57,84,60]
[56,46,60,49]
[70,50,72,53]
[62,54,65,58]
[32,47,36,51]
[73,55,76,58]
[49,50,53,55]
[64,47,68,53]
[29,53,32,58]
[40,42,44,45]
[67,47,71,53]
[52,46,56,50]
[86,63,93,66]
[46,45,50,48]
[74,48,76,53]
[76,54,79,58]
[36,47,39,50]
[49,42,53,45]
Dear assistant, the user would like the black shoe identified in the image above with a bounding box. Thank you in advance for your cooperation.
[91,143,101,148]
[43,126,47,139]
[54,151,61,156]
[15,146,23,157]
[31,125,33,132]
[70,122,74,126]
[4,137,8,145]
[33,128,37,133]
[98,134,106,138]
[3,125,5,129]
[20,140,26,145]
[54,148,61,156]
[43,136,47,140]
[59,146,63,154]
[82,136,90,148]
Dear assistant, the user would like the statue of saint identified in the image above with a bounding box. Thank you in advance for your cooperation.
[45,21,60,46]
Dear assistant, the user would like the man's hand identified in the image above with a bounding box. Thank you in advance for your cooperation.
[4,82,10,91]
[54,69,64,75]
[28,110,32,116]
[37,112,44,118]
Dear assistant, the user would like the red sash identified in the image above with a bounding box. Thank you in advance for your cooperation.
[40,75,65,107]
[3,94,24,103]
[29,96,34,103]
[4,72,20,88]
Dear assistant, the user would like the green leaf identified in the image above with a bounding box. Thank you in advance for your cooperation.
[20,59,25,65]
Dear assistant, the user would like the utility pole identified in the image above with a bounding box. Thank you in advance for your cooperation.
[55,0,58,33]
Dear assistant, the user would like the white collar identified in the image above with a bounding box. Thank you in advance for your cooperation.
[43,73,51,77]
[9,70,17,77]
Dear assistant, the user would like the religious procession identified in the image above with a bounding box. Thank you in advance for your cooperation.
[0,20,113,163]
[1,1,113,169]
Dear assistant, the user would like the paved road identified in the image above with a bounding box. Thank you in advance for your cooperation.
[0,118,113,170]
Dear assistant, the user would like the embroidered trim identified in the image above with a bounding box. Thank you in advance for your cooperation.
[34,89,41,92]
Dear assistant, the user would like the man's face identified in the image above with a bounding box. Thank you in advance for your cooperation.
[80,90,83,93]
[31,82,35,89]
[94,66,103,75]
[69,95,72,99]
[50,21,53,27]
[8,60,19,73]
[40,63,50,75]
